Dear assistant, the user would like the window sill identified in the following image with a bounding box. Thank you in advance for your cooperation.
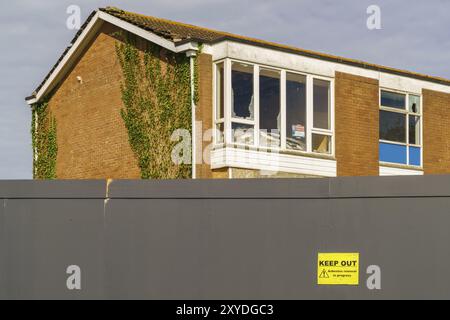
[213,143,336,161]
[379,162,422,171]
[379,162,423,176]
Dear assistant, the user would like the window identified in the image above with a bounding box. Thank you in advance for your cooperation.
[232,62,254,120]
[259,68,281,147]
[215,62,225,143]
[213,59,334,155]
[380,111,406,143]
[231,62,255,144]
[311,79,332,154]
[381,91,405,110]
[286,73,307,151]
[313,79,331,130]
[379,90,421,166]
[312,134,331,154]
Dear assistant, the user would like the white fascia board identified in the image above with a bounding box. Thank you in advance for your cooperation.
[27,11,103,105]
[98,11,178,52]
[26,97,37,105]
[27,11,198,105]
[99,11,198,54]
[176,42,199,53]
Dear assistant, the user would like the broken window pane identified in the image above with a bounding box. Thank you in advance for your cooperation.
[409,95,420,113]
[409,115,420,145]
[232,122,254,145]
[259,68,281,147]
[232,62,254,120]
[312,134,331,154]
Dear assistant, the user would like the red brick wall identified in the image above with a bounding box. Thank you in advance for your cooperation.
[195,53,214,179]
[423,89,450,174]
[47,23,141,179]
[335,72,379,176]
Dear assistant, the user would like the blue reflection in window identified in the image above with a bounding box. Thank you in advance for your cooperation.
[379,142,407,164]
[409,146,421,166]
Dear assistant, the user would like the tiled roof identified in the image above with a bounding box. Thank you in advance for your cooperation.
[99,7,226,43]
[100,7,450,87]
[27,6,450,101]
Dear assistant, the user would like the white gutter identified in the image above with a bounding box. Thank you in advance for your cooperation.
[33,107,38,178]
[187,50,197,179]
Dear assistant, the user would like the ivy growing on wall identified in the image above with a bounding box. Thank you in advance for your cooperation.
[115,33,196,179]
[31,101,58,179]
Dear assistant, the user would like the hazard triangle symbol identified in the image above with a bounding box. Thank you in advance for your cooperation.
[319,269,329,279]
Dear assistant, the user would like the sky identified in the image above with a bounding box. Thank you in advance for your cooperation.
[0,0,449,179]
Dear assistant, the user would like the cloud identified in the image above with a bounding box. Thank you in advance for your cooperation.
[0,0,449,178]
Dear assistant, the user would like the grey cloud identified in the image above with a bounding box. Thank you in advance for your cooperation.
[0,0,448,178]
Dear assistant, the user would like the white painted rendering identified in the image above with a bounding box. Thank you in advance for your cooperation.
[211,147,337,177]
[379,165,423,176]
[209,41,450,95]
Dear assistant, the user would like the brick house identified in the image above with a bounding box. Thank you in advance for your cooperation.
[26,7,450,179]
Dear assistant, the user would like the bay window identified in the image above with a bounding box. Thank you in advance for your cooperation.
[379,90,422,166]
[214,59,334,155]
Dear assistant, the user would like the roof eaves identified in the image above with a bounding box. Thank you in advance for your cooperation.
[209,36,450,87]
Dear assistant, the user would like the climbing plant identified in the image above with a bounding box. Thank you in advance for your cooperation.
[31,101,58,179]
[115,33,195,179]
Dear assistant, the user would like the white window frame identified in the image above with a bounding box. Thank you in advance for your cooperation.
[213,60,226,146]
[213,58,335,157]
[309,75,335,155]
[379,88,423,168]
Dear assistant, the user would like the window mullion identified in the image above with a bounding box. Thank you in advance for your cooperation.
[254,65,260,147]
[306,75,313,153]
[406,113,410,165]
[224,59,232,144]
[280,70,287,149]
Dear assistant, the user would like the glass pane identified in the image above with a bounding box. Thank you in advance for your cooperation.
[381,91,405,109]
[312,134,331,154]
[286,73,307,151]
[379,142,407,164]
[232,62,254,120]
[259,68,281,147]
[409,146,421,166]
[216,63,224,120]
[409,95,420,113]
[232,122,254,145]
[409,115,420,145]
[313,79,330,130]
[216,123,224,144]
[380,110,406,143]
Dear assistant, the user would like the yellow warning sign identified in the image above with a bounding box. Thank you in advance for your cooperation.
[317,253,359,285]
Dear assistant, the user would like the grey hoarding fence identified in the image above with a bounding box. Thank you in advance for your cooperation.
[1,176,450,299]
